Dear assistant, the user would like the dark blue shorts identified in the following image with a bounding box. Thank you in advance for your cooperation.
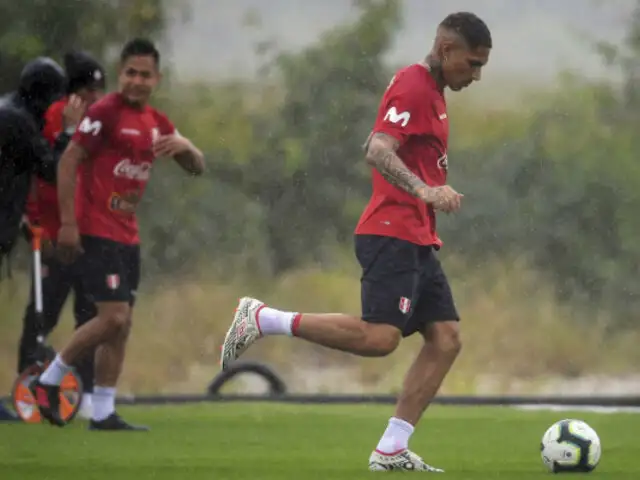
[355,234,459,337]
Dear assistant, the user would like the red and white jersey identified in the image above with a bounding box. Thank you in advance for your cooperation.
[355,64,449,247]
[72,92,175,245]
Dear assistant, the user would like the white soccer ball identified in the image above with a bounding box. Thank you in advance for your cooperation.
[540,419,601,473]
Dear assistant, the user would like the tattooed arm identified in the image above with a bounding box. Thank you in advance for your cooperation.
[364,132,430,198]
[364,132,462,212]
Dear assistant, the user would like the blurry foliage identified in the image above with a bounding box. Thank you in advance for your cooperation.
[2,0,640,330]
[0,0,179,92]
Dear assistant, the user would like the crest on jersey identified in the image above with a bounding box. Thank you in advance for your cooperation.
[437,153,449,171]
[399,297,411,314]
[106,274,120,290]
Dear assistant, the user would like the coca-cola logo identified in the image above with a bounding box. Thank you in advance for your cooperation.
[113,159,152,181]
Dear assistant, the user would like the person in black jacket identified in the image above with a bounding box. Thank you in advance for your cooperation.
[0,57,68,422]
[0,57,69,262]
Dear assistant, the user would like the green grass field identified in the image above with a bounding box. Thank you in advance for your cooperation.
[0,403,638,479]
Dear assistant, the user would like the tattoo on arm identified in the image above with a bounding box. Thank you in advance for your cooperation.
[365,133,428,198]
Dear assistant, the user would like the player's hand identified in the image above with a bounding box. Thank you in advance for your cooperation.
[62,94,87,130]
[152,134,190,157]
[41,238,56,259]
[57,223,83,264]
[420,185,463,213]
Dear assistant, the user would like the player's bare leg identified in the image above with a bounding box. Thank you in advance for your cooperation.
[88,304,146,431]
[369,321,459,472]
[220,297,401,370]
[221,298,448,471]
[35,302,146,429]
[33,312,111,426]
[395,321,460,424]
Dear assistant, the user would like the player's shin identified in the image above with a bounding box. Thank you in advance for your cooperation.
[92,324,130,421]
[39,316,108,386]
[57,315,113,364]
[393,332,460,426]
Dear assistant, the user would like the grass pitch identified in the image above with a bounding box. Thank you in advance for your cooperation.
[1,403,638,479]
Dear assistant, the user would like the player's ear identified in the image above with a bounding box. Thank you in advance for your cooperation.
[438,40,455,65]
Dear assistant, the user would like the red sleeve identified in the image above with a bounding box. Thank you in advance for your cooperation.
[372,72,433,146]
[42,100,65,146]
[154,110,175,136]
[72,100,114,156]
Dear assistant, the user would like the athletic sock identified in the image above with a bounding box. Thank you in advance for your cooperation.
[255,307,299,336]
[92,386,116,422]
[376,417,415,454]
[39,354,71,386]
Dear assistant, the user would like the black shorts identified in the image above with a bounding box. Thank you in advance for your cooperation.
[77,235,140,305]
[355,234,459,337]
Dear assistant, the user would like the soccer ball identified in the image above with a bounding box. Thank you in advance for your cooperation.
[540,419,601,473]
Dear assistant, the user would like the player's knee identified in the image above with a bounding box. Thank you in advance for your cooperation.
[425,321,461,357]
[363,323,401,357]
[99,304,131,336]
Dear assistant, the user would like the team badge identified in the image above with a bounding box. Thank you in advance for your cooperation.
[106,274,120,290]
[399,297,411,314]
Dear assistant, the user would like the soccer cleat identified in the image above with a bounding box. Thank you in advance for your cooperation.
[0,402,19,422]
[220,297,264,370]
[32,381,65,427]
[89,412,149,431]
[368,449,445,472]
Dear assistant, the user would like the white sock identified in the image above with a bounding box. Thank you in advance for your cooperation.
[39,354,71,386]
[256,306,295,336]
[81,393,93,410]
[92,386,116,422]
[79,393,93,418]
[376,417,415,454]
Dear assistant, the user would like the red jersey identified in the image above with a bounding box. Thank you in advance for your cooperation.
[355,64,449,247]
[25,98,68,240]
[72,92,175,245]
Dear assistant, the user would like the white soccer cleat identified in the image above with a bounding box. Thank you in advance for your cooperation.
[368,449,445,472]
[220,297,264,370]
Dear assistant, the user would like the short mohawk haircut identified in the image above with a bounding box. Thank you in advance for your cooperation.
[440,12,492,49]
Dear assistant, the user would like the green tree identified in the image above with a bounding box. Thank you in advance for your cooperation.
[0,0,174,93]
[195,0,403,274]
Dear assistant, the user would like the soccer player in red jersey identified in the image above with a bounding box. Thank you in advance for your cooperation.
[19,51,105,419]
[220,13,491,470]
[34,38,205,430]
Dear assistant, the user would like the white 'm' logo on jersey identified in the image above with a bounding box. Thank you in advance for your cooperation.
[78,117,102,136]
[384,107,411,127]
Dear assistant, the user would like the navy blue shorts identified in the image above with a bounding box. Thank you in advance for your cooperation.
[355,234,459,337]
[78,235,140,305]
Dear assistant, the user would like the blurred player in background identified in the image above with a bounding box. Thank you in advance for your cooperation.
[0,57,68,421]
[220,12,492,471]
[34,38,205,430]
[18,50,106,420]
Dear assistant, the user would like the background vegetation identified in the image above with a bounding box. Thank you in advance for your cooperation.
[2,0,640,395]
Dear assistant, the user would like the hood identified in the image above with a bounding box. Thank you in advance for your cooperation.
[18,57,66,120]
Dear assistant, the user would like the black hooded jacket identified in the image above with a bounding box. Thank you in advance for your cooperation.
[0,57,68,258]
